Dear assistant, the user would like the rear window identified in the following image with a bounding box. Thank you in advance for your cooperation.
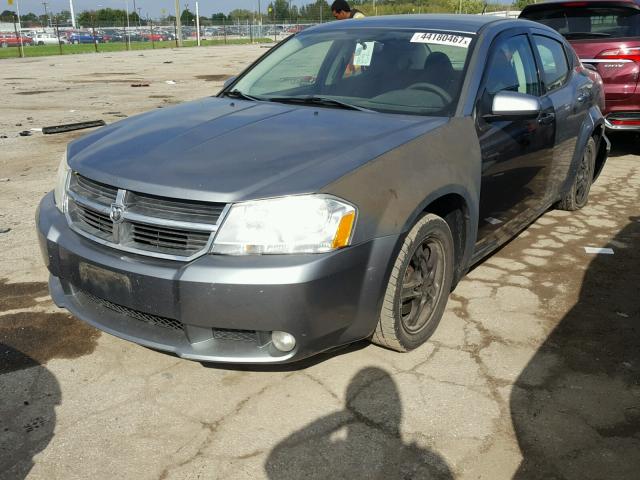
[521,5,640,39]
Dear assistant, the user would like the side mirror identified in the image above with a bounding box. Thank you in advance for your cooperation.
[223,76,237,89]
[489,91,541,119]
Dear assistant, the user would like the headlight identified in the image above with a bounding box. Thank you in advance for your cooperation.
[211,195,356,255]
[54,153,71,213]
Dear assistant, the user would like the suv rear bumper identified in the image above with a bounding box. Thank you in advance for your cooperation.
[37,192,398,364]
[605,112,640,130]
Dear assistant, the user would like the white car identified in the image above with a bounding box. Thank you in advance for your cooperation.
[32,34,67,46]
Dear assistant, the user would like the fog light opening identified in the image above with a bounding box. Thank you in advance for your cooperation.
[271,331,296,352]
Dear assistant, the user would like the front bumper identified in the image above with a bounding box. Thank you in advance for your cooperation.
[37,192,398,363]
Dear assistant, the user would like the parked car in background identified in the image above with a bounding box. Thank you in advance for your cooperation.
[38,15,609,364]
[0,33,33,47]
[141,33,165,42]
[68,32,103,44]
[32,33,67,46]
[520,0,640,130]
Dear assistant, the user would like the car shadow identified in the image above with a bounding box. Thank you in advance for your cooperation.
[0,345,61,480]
[510,217,640,479]
[263,366,453,479]
[607,131,639,158]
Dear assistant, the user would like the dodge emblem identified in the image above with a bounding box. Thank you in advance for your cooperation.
[110,204,125,224]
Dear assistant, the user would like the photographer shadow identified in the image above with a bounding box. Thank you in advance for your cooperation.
[265,367,453,480]
[511,217,640,479]
[0,345,61,480]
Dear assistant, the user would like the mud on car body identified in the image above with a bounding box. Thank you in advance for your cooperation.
[37,15,609,363]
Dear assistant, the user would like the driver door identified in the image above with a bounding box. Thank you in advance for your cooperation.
[474,32,556,251]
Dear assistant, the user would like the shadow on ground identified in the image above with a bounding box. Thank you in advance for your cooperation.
[608,131,640,158]
[511,217,640,479]
[0,346,61,480]
[265,367,453,479]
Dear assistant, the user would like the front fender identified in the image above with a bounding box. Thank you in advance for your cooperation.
[323,117,481,274]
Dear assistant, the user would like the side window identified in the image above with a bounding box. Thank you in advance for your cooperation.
[484,35,540,97]
[532,35,570,92]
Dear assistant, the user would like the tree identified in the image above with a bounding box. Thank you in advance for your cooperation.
[228,9,253,21]
[513,0,536,10]
[267,0,290,21]
[211,13,227,23]
[181,8,195,26]
[0,10,17,22]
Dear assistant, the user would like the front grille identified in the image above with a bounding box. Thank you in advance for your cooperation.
[70,172,118,204]
[127,191,225,225]
[213,328,258,343]
[75,203,113,238]
[80,289,184,331]
[130,221,211,256]
[66,173,227,260]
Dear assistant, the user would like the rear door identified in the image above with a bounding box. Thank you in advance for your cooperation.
[530,32,590,198]
[521,2,640,107]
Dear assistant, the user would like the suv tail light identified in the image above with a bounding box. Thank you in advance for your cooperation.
[596,46,640,63]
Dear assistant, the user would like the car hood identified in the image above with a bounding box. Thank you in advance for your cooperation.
[68,97,447,203]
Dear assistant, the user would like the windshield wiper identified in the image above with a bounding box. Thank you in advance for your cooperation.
[564,32,612,39]
[220,89,262,101]
[267,96,375,112]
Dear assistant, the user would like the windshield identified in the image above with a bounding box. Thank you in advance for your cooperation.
[522,6,640,39]
[230,28,475,116]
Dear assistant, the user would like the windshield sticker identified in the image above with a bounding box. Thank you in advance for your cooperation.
[410,32,472,48]
[353,41,375,66]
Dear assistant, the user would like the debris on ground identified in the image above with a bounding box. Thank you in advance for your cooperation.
[165,80,177,85]
[19,131,32,137]
[0,178,9,182]
[0,227,11,234]
[42,120,106,135]
[0,135,7,139]
[30,128,42,133]
[163,61,173,64]
[131,83,150,87]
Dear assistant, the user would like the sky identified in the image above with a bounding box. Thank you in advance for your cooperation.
[5,0,282,17]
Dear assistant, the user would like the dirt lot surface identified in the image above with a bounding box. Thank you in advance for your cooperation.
[1,46,639,480]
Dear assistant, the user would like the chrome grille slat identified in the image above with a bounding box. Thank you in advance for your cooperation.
[71,173,118,203]
[65,173,228,260]
[127,191,225,225]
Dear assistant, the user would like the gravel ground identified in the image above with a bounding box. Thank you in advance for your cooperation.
[1,45,639,480]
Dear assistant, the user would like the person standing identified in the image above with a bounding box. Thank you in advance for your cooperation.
[331,0,366,20]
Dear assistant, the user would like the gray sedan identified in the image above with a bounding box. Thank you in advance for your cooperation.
[37,15,609,363]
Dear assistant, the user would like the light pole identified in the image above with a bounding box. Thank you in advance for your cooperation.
[69,0,76,29]
[174,0,182,47]
[125,0,131,49]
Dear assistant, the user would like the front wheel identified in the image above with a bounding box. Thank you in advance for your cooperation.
[372,213,455,352]
[557,136,596,211]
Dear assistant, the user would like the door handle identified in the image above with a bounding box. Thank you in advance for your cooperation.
[538,112,555,125]
[577,92,590,103]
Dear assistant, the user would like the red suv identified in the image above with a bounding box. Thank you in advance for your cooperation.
[521,0,640,130]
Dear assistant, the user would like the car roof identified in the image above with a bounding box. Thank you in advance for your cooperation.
[304,14,520,35]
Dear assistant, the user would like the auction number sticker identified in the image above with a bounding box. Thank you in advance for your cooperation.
[410,32,472,48]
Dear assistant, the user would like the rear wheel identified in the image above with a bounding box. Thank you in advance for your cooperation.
[558,137,596,211]
[372,214,455,352]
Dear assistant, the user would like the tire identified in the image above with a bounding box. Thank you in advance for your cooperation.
[557,137,596,211]
[372,213,455,352]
